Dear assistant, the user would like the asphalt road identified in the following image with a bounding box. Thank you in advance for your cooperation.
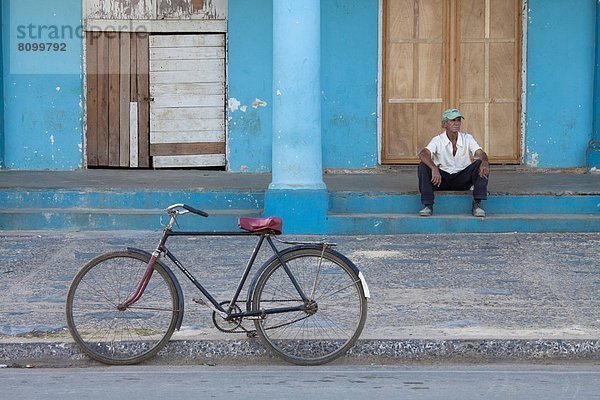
[2,363,599,400]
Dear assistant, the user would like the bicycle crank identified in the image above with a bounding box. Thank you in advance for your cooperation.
[210,301,256,337]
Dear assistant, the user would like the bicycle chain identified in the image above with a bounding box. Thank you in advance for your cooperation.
[210,300,312,338]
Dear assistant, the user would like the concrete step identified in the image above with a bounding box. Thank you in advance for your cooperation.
[0,189,264,211]
[327,213,600,234]
[328,192,600,233]
[1,187,598,233]
[0,207,261,231]
[0,189,265,230]
[329,192,600,215]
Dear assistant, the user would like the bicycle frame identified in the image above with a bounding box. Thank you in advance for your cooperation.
[119,214,320,321]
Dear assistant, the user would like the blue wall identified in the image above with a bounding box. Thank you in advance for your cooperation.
[526,0,596,168]
[1,0,598,172]
[321,0,379,169]
[227,0,273,172]
[227,0,379,172]
[2,0,83,170]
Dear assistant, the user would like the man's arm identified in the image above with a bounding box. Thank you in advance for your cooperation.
[474,148,490,178]
[418,148,442,187]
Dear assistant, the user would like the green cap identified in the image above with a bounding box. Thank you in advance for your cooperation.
[442,108,463,120]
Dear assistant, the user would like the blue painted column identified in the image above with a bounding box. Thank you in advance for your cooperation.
[590,2,600,171]
[265,0,327,233]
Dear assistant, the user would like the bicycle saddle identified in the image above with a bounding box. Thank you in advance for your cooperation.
[238,216,283,235]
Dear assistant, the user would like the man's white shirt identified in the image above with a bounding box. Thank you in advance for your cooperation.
[425,131,482,174]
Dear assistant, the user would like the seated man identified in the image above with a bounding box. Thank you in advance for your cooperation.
[417,108,490,217]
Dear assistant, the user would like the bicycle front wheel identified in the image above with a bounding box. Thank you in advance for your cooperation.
[252,248,367,365]
[66,251,180,365]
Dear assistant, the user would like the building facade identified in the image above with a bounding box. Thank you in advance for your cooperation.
[1,0,599,172]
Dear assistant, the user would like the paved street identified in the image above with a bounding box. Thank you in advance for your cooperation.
[2,363,600,399]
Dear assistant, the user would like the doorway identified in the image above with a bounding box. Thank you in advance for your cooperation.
[382,0,522,164]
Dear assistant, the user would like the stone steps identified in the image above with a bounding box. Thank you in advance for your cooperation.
[1,186,598,233]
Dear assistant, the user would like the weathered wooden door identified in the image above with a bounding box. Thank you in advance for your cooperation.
[86,32,150,168]
[382,0,522,164]
[149,34,226,168]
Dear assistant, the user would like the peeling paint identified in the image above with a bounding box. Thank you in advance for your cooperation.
[191,0,204,12]
[86,0,155,20]
[228,97,240,112]
[157,0,227,19]
[529,152,539,167]
[251,98,267,108]
[86,0,227,20]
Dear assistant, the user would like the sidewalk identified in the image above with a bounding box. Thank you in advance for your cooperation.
[1,167,599,194]
[0,230,598,366]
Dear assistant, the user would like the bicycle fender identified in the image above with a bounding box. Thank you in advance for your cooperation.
[126,247,185,330]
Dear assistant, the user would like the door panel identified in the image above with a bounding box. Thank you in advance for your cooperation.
[149,34,226,168]
[460,42,485,100]
[489,43,515,99]
[490,0,516,39]
[489,103,516,158]
[419,43,443,99]
[85,31,150,168]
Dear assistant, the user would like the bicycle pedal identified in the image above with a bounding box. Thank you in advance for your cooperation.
[194,297,228,318]
[192,297,206,305]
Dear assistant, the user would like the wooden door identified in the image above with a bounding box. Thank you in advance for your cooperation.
[149,34,226,168]
[86,31,150,168]
[382,0,522,164]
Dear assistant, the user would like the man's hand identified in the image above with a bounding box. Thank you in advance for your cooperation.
[474,149,490,179]
[479,160,490,178]
[418,148,442,187]
[431,166,442,187]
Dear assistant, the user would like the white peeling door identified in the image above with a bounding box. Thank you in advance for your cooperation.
[149,34,226,168]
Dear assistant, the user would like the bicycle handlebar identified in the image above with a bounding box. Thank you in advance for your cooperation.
[166,203,209,217]
[183,204,209,217]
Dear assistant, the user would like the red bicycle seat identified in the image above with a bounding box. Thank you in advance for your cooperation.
[238,216,283,234]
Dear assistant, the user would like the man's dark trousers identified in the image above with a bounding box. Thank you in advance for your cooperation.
[418,160,488,206]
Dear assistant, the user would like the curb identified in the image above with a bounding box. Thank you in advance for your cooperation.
[1,339,598,367]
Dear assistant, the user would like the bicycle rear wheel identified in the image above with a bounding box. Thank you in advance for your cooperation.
[66,251,180,365]
[251,247,367,365]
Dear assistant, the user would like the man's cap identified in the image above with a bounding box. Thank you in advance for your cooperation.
[442,108,464,120]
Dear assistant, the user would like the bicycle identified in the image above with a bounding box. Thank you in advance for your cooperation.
[66,204,370,366]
